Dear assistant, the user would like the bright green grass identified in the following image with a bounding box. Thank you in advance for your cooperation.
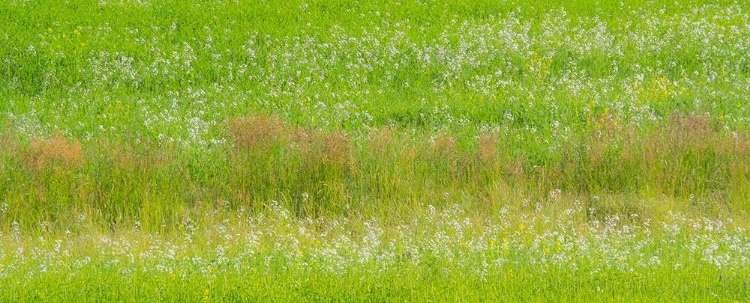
[2,0,750,301]
[3,261,746,302]
[2,0,749,141]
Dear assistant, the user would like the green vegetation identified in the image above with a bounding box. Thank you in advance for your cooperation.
[1,0,750,301]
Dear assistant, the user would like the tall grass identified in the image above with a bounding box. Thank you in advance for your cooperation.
[2,0,750,300]
[1,111,748,230]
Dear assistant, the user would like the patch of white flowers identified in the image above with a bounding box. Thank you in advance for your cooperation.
[3,3,749,150]
[1,205,748,280]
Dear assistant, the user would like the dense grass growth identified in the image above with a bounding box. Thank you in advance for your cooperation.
[2,0,750,301]
[2,205,749,302]
[1,112,749,229]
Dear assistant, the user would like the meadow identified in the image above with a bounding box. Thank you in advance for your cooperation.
[1,0,750,301]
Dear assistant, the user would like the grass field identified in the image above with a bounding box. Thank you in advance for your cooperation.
[2,0,750,301]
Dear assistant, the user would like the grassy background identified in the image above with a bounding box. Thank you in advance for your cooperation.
[2,0,750,301]
[1,0,749,226]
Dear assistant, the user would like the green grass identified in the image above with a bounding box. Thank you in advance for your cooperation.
[4,261,747,302]
[2,0,750,301]
[1,206,749,302]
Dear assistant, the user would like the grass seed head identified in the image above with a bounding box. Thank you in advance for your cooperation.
[228,115,284,151]
[322,130,353,170]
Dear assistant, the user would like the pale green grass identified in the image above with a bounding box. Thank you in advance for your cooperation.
[1,205,749,302]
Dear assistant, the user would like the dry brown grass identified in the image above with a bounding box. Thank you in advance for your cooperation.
[25,131,83,171]
[288,126,311,153]
[503,158,526,179]
[0,111,748,226]
[664,112,713,150]
[227,115,285,151]
[476,132,499,166]
[626,113,717,162]
[321,130,353,170]
[226,114,356,182]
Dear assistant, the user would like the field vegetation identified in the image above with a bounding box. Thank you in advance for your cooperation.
[1,0,750,301]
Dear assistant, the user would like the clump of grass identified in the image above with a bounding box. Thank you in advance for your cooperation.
[227,115,285,152]
[428,134,471,183]
[24,131,83,172]
[476,132,499,168]
[225,115,357,215]
[3,110,750,227]
[320,130,353,171]
[287,126,311,153]
[432,134,458,161]
[549,112,750,208]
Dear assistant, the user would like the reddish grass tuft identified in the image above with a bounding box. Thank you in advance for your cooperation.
[26,131,83,171]
[664,112,714,150]
[288,127,311,153]
[322,130,353,170]
[476,132,499,166]
[227,115,284,151]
